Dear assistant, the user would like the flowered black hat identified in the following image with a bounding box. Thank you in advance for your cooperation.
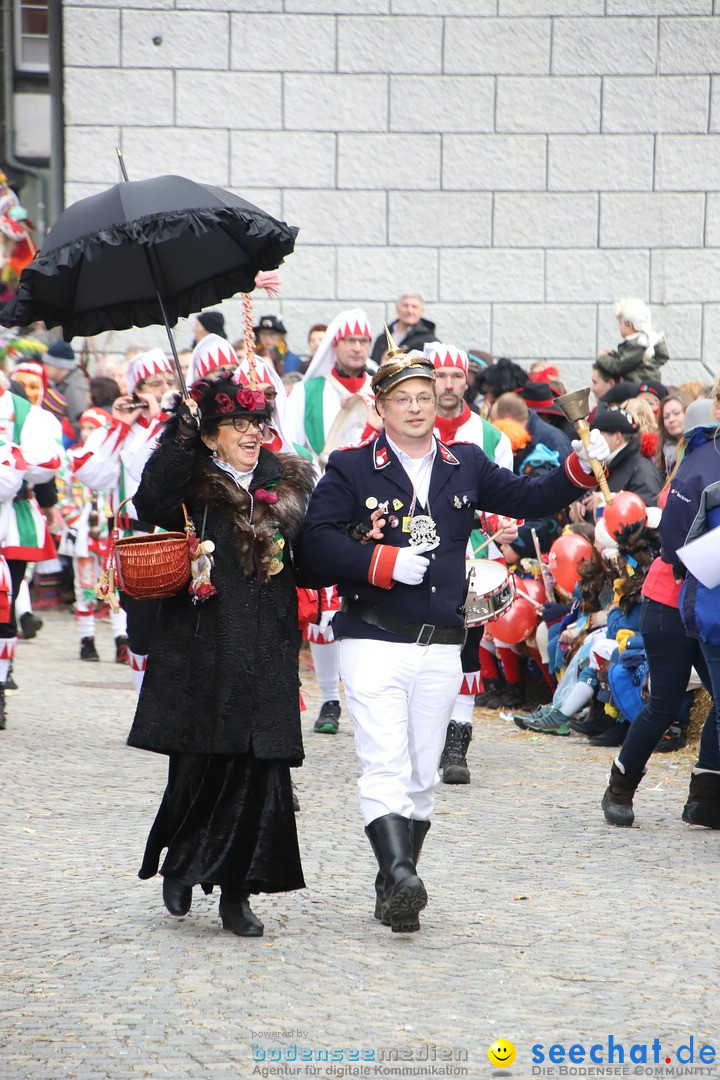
[189,377,272,426]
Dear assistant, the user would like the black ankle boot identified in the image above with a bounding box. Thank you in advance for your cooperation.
[80,636,100,662]
[162,876,192,917]
[440,721,472,784]
[374,819,431,925]
[475,678,504,708]
[601,760,644,827]
[219,892,264,937]
[682,771,720,828]
[366,814,427,933]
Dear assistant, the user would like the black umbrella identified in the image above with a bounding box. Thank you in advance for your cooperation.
[0,167,297,394]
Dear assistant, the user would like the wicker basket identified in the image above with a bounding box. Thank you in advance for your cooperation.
[112,498,192,600]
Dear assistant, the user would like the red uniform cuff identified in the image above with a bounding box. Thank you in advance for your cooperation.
[564,451,603,489]
[368,545,398,590]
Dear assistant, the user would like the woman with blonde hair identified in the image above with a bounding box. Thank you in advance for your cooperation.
[655,391,691,479]
[624,397,658,462]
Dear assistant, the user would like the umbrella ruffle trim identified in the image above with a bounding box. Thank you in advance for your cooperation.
[35,206,296,273]
[2,262,292,339]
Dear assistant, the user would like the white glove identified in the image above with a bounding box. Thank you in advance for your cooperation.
[318,608,335,634]
[572,430,610,474]
[392,544,431,586]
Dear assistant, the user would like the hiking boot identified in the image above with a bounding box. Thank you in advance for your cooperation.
[589,721,628,747]
[525,707,570,735]
[682,771,720,829]
[80,636,100,662]
[19,611,43,640]
[115,635,130,665]
[568,706,615,738]
[440,721,472,784]
[314,699,341,734]
[601,760,644,827]
[655,723,687,753]
[512,703,554,731]
[474,678,504,708]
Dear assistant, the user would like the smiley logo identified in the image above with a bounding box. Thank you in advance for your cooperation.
[488,1040,516,1068]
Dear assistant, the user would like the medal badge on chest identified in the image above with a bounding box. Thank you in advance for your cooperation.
[408,514,440,550]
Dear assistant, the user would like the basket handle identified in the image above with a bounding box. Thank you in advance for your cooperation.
[113,497,191,539]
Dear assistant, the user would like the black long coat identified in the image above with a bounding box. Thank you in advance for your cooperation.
[126,435,315,763]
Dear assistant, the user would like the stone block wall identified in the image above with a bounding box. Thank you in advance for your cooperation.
[62,1,720,386]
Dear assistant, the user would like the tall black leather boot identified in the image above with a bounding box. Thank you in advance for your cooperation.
[366,814,427,933]
[440,721,472,784]
[374,818,432,925]
[601,760,644,827]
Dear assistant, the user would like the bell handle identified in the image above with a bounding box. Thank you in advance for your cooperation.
[574,418,614,506]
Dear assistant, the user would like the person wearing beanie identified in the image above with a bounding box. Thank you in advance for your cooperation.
[43,338,89,436]
[192,310,226,343]
[285,308,376,737]
[299,335,611,933]
[126,379,315,935]
[597,297,669,385]
[425,340,515,784]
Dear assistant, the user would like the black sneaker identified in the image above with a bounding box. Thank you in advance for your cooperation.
[314,699,341,734]
[656,724,687,753]
[80,637,100,662]
[19,612,43,640]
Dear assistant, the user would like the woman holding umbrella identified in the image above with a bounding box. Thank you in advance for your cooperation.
[127,378,315,936]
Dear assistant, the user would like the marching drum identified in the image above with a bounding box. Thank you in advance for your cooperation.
[463,559,515,627]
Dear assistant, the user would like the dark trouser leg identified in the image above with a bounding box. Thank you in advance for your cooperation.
[618,599,713,775]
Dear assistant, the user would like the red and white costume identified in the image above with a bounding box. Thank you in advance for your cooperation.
[70,349,176,690]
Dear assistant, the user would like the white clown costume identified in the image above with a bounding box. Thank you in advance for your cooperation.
[285,309,375,734]
[426,341,516,784]
[59,407,129,661]
[0,385,62,712]
[70,349,177,691]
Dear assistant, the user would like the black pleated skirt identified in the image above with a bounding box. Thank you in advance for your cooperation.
[138,752,305,894]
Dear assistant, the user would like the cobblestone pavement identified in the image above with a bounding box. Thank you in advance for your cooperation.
[2,610,720,1080]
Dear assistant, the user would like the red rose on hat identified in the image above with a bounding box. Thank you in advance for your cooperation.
[215,393,235,413]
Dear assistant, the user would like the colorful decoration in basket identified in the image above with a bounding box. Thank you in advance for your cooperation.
[188,535,217,603]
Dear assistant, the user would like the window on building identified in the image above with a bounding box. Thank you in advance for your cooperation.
[14,0,50,74]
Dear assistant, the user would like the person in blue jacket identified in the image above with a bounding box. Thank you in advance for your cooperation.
[298,342,610,933]
[601,375,720,828]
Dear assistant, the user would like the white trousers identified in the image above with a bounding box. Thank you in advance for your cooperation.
[338,637,463,826]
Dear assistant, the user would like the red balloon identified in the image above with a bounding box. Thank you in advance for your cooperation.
[548,534,593,593]
[515,577,547,607]
[490,595,537,645]
[603,490,647,539]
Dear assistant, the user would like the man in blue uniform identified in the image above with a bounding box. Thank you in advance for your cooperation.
[299,345,609,933]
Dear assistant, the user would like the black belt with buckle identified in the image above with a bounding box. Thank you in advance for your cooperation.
[342,599,466,646]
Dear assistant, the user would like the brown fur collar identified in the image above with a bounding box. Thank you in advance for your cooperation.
[192,449,315,582]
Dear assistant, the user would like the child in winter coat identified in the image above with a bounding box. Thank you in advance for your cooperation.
[597,297,669,385]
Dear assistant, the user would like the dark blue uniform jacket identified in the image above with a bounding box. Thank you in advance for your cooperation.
[299,433,591,643]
